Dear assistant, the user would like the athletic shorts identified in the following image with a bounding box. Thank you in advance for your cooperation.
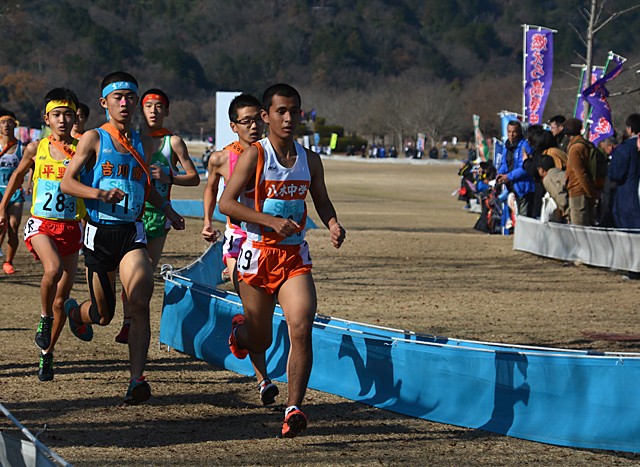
[83,220,147,273]
[237,239,312,294]
[23,217,83,260]
[0,186,24,205]
[222,226,247,265]
[142,206,171,240]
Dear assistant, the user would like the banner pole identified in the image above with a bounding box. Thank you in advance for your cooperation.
[522,24,528,121]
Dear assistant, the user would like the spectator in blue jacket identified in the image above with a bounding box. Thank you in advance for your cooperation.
[496,120,535,217]
[608,113,640,229]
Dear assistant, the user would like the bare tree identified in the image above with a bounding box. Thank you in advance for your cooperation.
[573,0,640,125]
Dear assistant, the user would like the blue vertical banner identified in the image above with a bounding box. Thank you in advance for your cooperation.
[582,52,626,145]
[499,111,521,142]
[493,137,505,169]
[523,25,556,125]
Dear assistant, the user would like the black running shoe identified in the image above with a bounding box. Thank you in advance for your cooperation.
[38,352,54,382]
[124,376,152,405]
[35,316,54,350]
[258,379,279,405]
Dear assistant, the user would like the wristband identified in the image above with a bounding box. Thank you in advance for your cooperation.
[169,172,174,184]
[161,200,171,210]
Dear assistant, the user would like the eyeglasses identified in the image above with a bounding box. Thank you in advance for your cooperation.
[234,117,263,126]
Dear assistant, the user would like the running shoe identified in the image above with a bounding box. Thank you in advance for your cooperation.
[221,267,231,282]
[258,379,279,406]
[228,314,248,359]
[281,407,308,438]
[63,298,93,342]
[38,352,54,382]
[124,376,151,405]
[35,316,54,350]
[2,262,15,274]
[115,323,130,344]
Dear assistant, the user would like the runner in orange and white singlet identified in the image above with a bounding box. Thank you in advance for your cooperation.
[201,94,279,405]
[220,83,346,438]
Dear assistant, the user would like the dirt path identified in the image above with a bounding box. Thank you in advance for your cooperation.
[1,156,639,465]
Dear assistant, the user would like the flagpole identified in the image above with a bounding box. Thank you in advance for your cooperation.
[522,24,528,121]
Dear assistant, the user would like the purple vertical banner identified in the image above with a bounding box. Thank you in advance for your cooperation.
[582,54,625,145]
[574,66,605,120]
[524,27,554,125]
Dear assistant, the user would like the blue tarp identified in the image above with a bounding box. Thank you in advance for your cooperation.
[160,243,640,453]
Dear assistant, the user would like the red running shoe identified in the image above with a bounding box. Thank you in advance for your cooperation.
[228,314,248,359]
[281,407,308,438]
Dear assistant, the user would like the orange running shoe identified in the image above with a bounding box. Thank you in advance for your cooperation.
[281,407,308,438]
[3,262,15,274]
[228,314,248,359]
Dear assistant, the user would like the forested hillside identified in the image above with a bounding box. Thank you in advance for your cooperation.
[2,0,639,142]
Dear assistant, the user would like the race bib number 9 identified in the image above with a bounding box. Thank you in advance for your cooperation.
[262,198,305,245]
[33,179,77,219]
[97,179,145,222]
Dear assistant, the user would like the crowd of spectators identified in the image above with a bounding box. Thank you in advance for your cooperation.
[459,113,640,233]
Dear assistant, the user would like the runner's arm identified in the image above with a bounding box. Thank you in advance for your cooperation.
[170,135,200,186]
[0,142,37,229]
[202,151,225,242]
[61,130,122,204]
[307,150,346,249]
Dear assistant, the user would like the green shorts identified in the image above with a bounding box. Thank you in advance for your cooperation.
[142,206,170,240]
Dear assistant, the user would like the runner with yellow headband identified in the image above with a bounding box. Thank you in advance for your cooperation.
[116,88,200,344]
[0,88,84,381]
[0,108,24,274]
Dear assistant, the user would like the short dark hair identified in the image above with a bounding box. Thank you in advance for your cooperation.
[625,113,640,134]
[507,120,522,137]
[528,128,557,154]
[261,83,301,112]
[539,155,556,172]
[77,102,90,119]
[100,71,138,93]
[563,118,583,136]
[548,115,566,126]
[0,108,16,120]
[228,94,261,122]
[141,88,170,108]
[44,88,79,114]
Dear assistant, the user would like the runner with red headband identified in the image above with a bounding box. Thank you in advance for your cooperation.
[61,71,185,405]
[0,88,84,381]
[115,88,200,344]
[0,108,24,274]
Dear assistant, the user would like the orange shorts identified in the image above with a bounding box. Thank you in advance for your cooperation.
[237,240,312,294]
[23,217,83,260]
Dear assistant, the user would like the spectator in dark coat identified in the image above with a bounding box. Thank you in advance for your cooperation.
[608,114,640,229]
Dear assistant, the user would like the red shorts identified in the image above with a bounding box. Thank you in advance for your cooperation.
[23,217,83,260]
[237,240,312,294]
